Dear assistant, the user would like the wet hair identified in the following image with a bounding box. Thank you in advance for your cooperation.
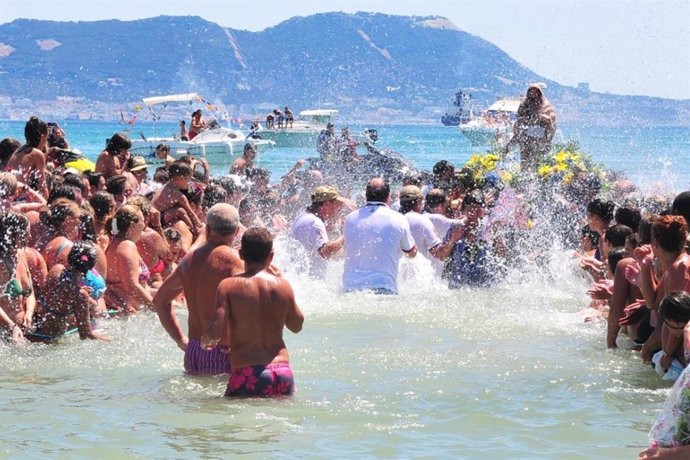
[106,205,141,236]
[89,191,116,221]
[213,176,244,196]
[39,199,81,230]
[163,227,182,242]
[0,138,21,162]
[0,210,29,253]
[607,247,627,275]
[433,160,454,176]
[247,167,270,181]
[581,224,600,246]
[84,171,103,189]
[155,143,169,153]
[202,184,228,210]
[24,116,48,147]
[659,290,690,325]
[0,172,18,199]
[587,199,615,224]
[168,161,192,179]
[638,215,654,245]
[241,227,273,263]
[399,198,420,215]
[626,233,639,250]
[604,224,633,248]
[402,174,423,187]
[105,133,132,155]
[67,242,97,274]
[615,206,641,233]
[365,178,390,202]
[63,173,86,193]
[461,190,485,210]
[127,195,152,218]
[48,184,78,203]
[153,167,169,184]
[672,191,690,227]
[424,189,447,211]
[652,215,688,253]
[80,212,97,243]
[105,175,127,196]
[177,155,194,165]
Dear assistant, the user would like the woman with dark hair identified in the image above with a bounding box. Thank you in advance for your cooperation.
[95,133,131,179]
[0,210,36,343]
[104,205,153,314]
[6,116,49,198]
[31,242,109,342]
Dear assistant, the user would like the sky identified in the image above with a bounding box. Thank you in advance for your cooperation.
[2,0,688,100]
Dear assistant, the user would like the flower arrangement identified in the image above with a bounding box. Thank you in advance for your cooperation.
[462,153,501,189]
[535,142,603,187]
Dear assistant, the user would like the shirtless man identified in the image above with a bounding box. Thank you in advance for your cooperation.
[202,227,304,397]
[95,133,131,180]
[229,143,257,176]
[154,204,244,375]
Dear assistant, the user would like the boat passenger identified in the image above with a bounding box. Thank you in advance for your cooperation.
[188,110,206,140]
[179,121,189,141]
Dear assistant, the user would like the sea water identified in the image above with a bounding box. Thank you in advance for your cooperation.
[1,120,689,458]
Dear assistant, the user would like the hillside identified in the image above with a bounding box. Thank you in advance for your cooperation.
[0,13,687,125]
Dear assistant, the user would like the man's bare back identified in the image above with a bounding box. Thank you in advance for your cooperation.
[215,270,303,369]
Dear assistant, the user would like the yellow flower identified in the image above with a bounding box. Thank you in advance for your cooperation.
[537,165,552,177]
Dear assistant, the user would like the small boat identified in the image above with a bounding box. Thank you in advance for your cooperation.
[458,97,522,146]
[129,93,274,161]
[256,109,338,148]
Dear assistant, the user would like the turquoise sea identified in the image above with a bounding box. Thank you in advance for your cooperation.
[1,120,690,458]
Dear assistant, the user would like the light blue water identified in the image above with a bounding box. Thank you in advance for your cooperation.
[1,120,690,458]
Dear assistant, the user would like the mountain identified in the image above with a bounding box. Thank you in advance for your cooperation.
[0,13,687,125]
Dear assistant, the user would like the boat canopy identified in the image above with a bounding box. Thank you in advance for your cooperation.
[299,109,339,117]
[486,98,522,113]
[142,93,201,107]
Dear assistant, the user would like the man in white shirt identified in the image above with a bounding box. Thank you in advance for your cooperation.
[342,177,417,294]
[290,185,345,278]
[398,185,460,262]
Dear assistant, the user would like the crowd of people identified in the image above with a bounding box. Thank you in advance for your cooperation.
[2,110,690,455]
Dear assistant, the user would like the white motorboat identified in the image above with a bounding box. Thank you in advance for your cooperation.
[458,97,522,146]
[129,93,274,161]
[256,109,338,148]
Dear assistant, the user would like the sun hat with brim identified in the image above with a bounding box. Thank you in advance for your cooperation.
[129,156,149,172]
[311,186,345,204]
